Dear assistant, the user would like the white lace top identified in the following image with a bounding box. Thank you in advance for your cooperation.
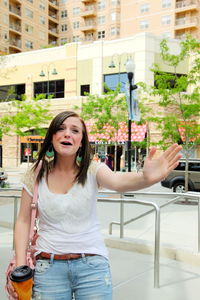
[22,161,108,258]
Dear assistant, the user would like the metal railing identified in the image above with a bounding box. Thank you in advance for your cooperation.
[97,190,200,288]
[1,188,200,288]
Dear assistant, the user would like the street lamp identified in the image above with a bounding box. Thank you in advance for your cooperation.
[108,53,131,85]
[126,59,137,172]
[39,63,58,97]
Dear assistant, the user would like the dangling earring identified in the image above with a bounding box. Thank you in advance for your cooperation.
[76,148,82,167]
[45,146,55,163]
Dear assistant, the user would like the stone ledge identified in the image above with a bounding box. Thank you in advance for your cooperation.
[105,236,200,267]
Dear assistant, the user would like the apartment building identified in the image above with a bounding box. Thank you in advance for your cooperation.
[0,0,199,54]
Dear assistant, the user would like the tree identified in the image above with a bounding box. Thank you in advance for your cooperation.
[77,85,128,171]
[139,36,200,191]
[0,94,52,164]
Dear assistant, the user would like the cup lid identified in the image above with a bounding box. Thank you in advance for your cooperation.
[10,265,33,282]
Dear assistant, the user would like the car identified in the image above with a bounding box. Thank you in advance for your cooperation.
[0,168,8,188]
[161,159,200,193]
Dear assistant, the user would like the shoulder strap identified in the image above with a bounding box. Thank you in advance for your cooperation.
[29,161,42,243]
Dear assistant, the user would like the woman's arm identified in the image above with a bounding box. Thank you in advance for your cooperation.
[14,188,32,266]
[97,144,182,192]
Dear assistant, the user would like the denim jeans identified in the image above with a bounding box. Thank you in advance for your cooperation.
[32,254,112,300]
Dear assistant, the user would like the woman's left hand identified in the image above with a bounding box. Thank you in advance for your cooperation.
[142,144,182,185]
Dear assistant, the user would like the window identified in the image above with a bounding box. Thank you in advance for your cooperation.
[110,27,120,36]
[111,12,116,21]
[140,3,149,13]
[25,8,33,18]
[73,21,80,29]
[161,15,171,25]
[26,0,33,3]
[4,0,8,6]
[61,0,67,3]
[80,85,90,96]
[140,20,149,29]
[111,0,120,5]
[98,30,105,39]
[39,31,45,40]
[162,32,171,38]
[39,1,45,10]
[73,7,80,16]
[98,16,105,25]
[4,32,8,40]
[154,72,187,90]
[61,10,67,18]
[85,33,93,41]
[104,73,128,93]
[34,80,65,99]
[25,24,33,33]
[3,15,8,24]
[162,0,171,8]
[0,84,25,101]
[72,36,80,42]
[98,0,105,9]
[39,16,45,24]
[61,24,67,31]
[61,37,68,44]
[25,40,33,49]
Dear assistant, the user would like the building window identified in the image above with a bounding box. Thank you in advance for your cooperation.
[98,30,105,39]
[140,20,149,29]
[3,15,8,24]
[73,21,80,29]
[4,32,8,40]
[140,3,149,13]
[111,12,117,21]
[61,10,67,18]
[25,24,33,33]
[111,0,120,5]
[98,0,105,9]
[34,80,65,99]
[39,16,45,25]
[161,15,171,25]
[72,35,80,42]
[25,40,33,49]
[104,73,127,93]
[73,7,80,16]
[61,37,68,44]
[162,0,171,8]
[61,24,67,31]
[98,15,105,25]
[39,31,45,40]
[25,8,33,18]
[85,33,93,41]
[61,0,67,3]
[26,0,33,3]
[0,84,25,101]
[39,1,45,10]
[4,0,8,6]
[110,27,120,36]
[80,85,90,96]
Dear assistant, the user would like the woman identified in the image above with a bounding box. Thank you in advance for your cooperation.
[11,111,182,300]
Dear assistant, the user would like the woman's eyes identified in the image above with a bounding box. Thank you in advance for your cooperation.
[57,127,79,133]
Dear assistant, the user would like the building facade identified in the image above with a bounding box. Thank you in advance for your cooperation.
[0,0,199,54]
[0,33,199,168]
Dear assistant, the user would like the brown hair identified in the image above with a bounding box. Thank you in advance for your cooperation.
[33,111,92,185]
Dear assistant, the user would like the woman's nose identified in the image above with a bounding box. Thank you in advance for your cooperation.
[64,128,71,137]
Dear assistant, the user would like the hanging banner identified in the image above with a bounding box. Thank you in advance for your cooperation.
[126,83,140,121]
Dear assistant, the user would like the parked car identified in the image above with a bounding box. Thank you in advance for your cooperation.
[161,159,200,193]
[0,168,8,188]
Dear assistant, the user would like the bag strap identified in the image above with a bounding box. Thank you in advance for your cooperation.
[28,161,42,244]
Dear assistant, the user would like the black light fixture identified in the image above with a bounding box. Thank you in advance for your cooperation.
[39,64,58,96]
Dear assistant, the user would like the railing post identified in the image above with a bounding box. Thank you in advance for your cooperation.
[154,204,160,288]
[120,194,124,238]
[13,196,18,250]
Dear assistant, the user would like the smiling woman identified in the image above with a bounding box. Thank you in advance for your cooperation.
[9,111,182,300]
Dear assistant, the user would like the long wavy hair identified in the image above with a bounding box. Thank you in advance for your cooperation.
[33,111,92,185]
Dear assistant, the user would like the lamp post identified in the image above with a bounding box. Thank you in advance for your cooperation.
[39,63,58,97]
[126,59,137,172]
[108,53,131,85]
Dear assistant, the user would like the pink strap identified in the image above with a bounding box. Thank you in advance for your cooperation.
[28,161,42,243]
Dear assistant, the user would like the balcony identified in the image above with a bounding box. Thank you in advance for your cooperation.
[9,5,21,18]
[49,0,58,7]
[175,16,198,29]
[81,21,96,32]
[9,23,21,34]
[49,27,59,36]
[48,12,59,23]
[80,6,96,17]
[175,0,198,12]
[9,37,21,49]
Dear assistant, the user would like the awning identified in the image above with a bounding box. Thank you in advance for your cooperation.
[86,122,147,143]
[178,123,200,142]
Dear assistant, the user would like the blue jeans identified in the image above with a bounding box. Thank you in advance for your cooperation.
[32,254,112,300]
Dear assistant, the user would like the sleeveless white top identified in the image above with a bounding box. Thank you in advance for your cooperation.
[22,161,108,258]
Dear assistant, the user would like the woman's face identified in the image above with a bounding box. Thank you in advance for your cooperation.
[52,116,83,159]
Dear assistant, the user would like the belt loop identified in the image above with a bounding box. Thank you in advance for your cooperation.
[81,253,86,262]
[50,253,54,264]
